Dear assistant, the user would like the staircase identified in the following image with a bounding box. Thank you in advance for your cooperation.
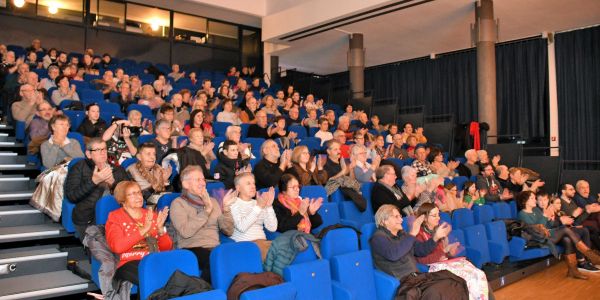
[0,125,97,300]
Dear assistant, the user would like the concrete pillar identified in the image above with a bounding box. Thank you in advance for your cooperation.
[348,33,365,99]
[475,0,498,144]
[546,33,559,156]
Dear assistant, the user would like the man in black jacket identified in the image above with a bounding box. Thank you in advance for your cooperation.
[214,140,249,189]
[64,137,129,239]
[254,140,291,190]
[371,165,410,214]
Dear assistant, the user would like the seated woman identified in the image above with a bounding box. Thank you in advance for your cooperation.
[314,117,333,147]
[126,142,172,205]
[274,174,323,233]
[230,173,278,260]
[518,191,600,280]
[51,75,79,106]
[260,95,281,119]
[239,97,259,124]
[40,115,84,169]
[428,148,459,178]
[437,183,465,213]
[216,99,242,125]
[77,103,107,144]
[463,182,485,208]
[102,119,138,166]
[416,203,491,300]
[138,84,164,110]
[177,128,215,180]
[184,109,214,139]
[370,205,469,299]
[413,174,445,211]
[351,144,381,183]
[285,146,328,186]
[268,116,297,150]
[106,181,172,286]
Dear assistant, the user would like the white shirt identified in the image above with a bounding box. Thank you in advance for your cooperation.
[230,197,277,242]
[315,130,333,146]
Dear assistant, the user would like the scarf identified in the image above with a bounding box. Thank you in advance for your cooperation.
[135,161,165,193]
[278,193,311,233]
[181,189,205,206]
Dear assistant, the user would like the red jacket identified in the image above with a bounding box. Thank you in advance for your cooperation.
[106,208,173,268]
[415,227,447,265]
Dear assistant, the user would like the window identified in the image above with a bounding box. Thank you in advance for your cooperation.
[208,20,238,48]
[125,3,169,38]
[37,0,83,22]
[174,12,207,44]
[90,0,125,29]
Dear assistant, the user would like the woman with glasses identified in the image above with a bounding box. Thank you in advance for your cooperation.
[428,148,459,178]
[274,174,323,233]
[106,181,172,286]
[351,144,381,183]
[285,145,328,186]
[415,203,491,300]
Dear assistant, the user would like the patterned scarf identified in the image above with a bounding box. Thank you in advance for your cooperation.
[135,161,165,193]
[277,193,311,233]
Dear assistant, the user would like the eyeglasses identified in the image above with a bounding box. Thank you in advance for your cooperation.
[126,190,143,198]
[288,185,300,190]
[89,148,107,152]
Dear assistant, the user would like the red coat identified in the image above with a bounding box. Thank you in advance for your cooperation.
[415,227,447,265]
[106,208,173,268]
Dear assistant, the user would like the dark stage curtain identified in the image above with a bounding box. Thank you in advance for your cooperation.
[496,38,549,140]
[555,25,600,165]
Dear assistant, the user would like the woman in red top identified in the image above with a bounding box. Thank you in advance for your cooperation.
[106,181,172,285]
[184,109,214,139]
[415,203,491,300]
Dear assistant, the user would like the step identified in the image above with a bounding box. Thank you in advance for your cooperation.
[0,152,23,164]
[0,155,38,171]
[0,134,8,142]
[0,191,35,203]
[0,270,91,300]
[0,224,70,243]
[0,177,35,193]
[0,245,67,278]
[0,205,46,227]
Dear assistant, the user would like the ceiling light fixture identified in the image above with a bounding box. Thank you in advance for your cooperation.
[13,0,25,8]
[48,2,59,14]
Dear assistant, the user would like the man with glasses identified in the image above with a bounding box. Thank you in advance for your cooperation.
[247,110,270,139]
[476,162,512,203]
[64,137,129,239]
[27,101,56,154]
[371,165,410,214]
[152,119,179,164]
[12,83,43,126]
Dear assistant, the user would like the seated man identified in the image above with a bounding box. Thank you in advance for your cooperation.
[177,128,215,180]
[152,119,179,164]
[214,140,250,189]
[574,180,600,235]
[370,205,469,299]
[561,183,600,250]
[170,166,234,282]
[230,173,277,260]
[27,101,54,154]
[254,139,291,190]
[456,149,479,177]
[12,83,43,127]
[126,142,172,205]
[40,115,84,169]
[77,103,107,143]
[315,117,333,147]
[246,110,269,139]
[239,97,259,124]
[168,64,185,82]
[64,137,129,239]
[476,163,513,203]
[40,65,59,91]
[371,165,410,214]
[506,167,545,194]
[332,130,350,159]
[411,145,432,177]
[285,106,302,127]
[386,133,409,159]
[92,70,116,99]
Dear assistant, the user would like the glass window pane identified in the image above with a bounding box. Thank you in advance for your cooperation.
[91,0,124,29]
[37,0,83,22]
[174,12,207,44]
[208,20,238,48]
[126,3,169,38]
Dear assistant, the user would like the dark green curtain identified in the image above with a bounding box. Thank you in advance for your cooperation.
[496,38,549,140]
[364,50,478,123]
[556,25,600,164]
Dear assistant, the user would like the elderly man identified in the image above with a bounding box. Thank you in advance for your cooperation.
[64,137,129,239]
[411,145,433,177]
[333,130,351,159]
[27,101,55,154]
[254,140,291,190]
[12,83,44,126]
[371,165,409,213]
[247,110,269,139]
[93,70,116,99]
[574,180,600,229]
[460,149,480,177]
[239,97,259,124]
[169,165,235,282]
[286,105,302,127]
[387,133,409,159]
[40,65,60,90]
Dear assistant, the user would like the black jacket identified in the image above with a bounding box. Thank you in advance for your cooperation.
[64,159,129,225]
[77,118,107,139]
[254,158,283,190]
[273,198,323,233]
[371,182,411,216]
[214,152,248,189]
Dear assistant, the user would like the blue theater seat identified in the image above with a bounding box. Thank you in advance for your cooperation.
[283,259,351,300]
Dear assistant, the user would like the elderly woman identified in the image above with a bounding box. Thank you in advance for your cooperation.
[261,95,281,118]
[274,174,323,233]
[40,115,84,169]
[138,84,164,110]
[177,128,215,180]
[285,145,328,186]
[428,148,459,178]
[126,142,172,205]
[370,205,468,299]
[518,191,600,280]
[216,99,242,125]
[218,125,252,159]
[413,174,445,211]
[51,75,79,106]
[416,203,491,300]
[106,181,172,286]
[398,166,421,216]
[351,144,381,183]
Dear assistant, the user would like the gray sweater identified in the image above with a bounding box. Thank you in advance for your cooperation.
[40,138,84,168]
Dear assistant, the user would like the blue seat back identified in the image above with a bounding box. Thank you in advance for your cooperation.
[291,241,318,264]
[210,242,264,290]
[98,102,121,114]
[439,211,452,225]
[451,176,469,190]
[463,224,491,266]
[137,134,156,145]
[63,110,85,131]
[451,208,475,229]
[473,204,495,224]
[509,200,518,218]
[80,89,104,104]
[66,132,86,153]
[240,123,250,139]
[300,185,327,200]
[213,122,232,137]
[330,250,377,300]
[243,137,265,158]
[297,137,321,153]
[62,157,85,233]
[120,157,138,170]
[485,220,510,258]
[156,193,181,213]
[139,250,200,300]
[95,195,120,225]
[448,229,467,257]
[359,223,377,250]
[492,202,512,219]
[289,125,307,140]
[311,203,341,235]
[283,259,334,300]
[321,228,359,259]
[127,104,154,119]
